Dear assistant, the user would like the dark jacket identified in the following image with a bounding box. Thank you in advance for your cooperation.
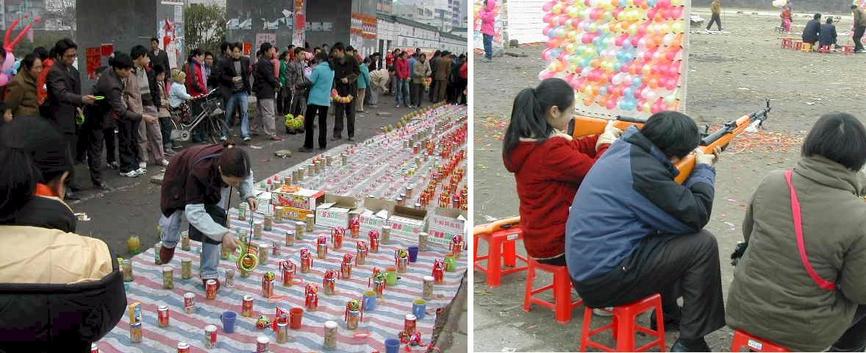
[92,69,142,129]
[161,144,227,216]
[727,156,866,352]
[148,48,171,73]
[7,195,77,233]
[802,19,821,43]
[565,127,716,282]
[4,69,40,117]
[145,67,162,109]
[253,57,278,99]
[43,62,84,134]
[217,56,251,99]
[818,23,837,47]
[332,56,360,97]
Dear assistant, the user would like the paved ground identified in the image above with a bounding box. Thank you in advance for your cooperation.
[473,8,866,352]
[66,94,467,352]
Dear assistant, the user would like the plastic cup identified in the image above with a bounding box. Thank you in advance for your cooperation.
[220,311,237,333]
[290,307,304,329]
[363,293,377,311]
[412,300,426,320]
[407,246,419,262]
[385,338,401,353]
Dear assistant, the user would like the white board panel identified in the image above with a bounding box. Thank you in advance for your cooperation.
[505,0,547,44]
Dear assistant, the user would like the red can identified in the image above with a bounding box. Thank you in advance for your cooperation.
[158,305,170,327]
[204,325,218,348]
[90,343,99,353]
[281,260,296,286]
[262,274,274,298]
[205,279,218,300]
[176,342,190,353]
[242,295,254,317]
[404,314,417,335]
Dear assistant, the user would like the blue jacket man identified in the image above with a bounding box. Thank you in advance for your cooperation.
[566,112,725,352]
[802,14,822,44]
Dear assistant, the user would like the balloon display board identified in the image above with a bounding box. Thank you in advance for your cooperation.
[540,0,691,118]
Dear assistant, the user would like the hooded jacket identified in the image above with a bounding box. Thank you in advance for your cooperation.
[481,0,497,36]
[565,127,716,282]
[5,69,40,117]
[726,156,866,352]
[504,134,607,259]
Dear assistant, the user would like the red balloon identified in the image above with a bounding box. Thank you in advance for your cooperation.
[547,38,562,48]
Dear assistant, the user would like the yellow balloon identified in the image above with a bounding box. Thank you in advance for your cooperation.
[671,0,684,5]
[552,3,562,15]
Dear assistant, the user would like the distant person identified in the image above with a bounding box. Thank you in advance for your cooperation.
[217,43,251,142]
[394,51,410,108]
[780,5,793,33]
[819,17,838,48]
[802,13,822,46]
[252,42,281,141]
[357,56,371,112]
[433,51,451,103]
[101,53,143,179]
[4,53,42,121]
[203,51,215,89]
[148,37,171,77]
[853,5,866,53]
[411,53,430,109]
[300,51,334,152]
[480,0,497,62]
[331,43,359,141]
[706,0,722,31]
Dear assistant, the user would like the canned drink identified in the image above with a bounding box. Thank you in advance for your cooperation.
[256,336,270,353]
[238,203,247,221]
[272,241,281,256]
[181,233,191,251]
[183,292,196,313]
[305,214,315,232]
[181,259,192,279]
[277,322,289,343]
[324,321,338,350]
[396,257,408,273]
[346,309,360,330]
[263,216,273,231]
[295,222,305,240]
[355,250,366,266]
[258,243,271,264]
[423,276,435,300]
[154,241,162,264]
[317,243,328,259]
[204,324,218,348]
[158,305,170,327]
[242,295,254,317]
[274,207,284,223]
[281,261,296,286]
[323,278,336,295]
[176,342,190,353]
[130,322,142,343]
[419,232,429,251]
[373,278,386,298]
[262,273,275,298]
[225,269,235,287]
[205,279,218,300]
[404,314,417,335]
[91,343,99,353]
[382,227,391,244]
[285,231,295,246]
[254,222,263,238]
[120,258,134,282]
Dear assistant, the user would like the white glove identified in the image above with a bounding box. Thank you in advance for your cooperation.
[694,147,720,166]
[596,120,623,151]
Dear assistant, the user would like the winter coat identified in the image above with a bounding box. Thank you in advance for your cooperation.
[565,127,716,282]
[148,48,171,73]
[370,68,389,92]
[43,62,84,134]
[6,189,76,233]
[185,60,207,96]
[395,58,410,80]
[819,23,837,47]
[855,8,866,27]
[332,56,360,97]
[802,19,821,42]
[481,0,497,36]
[504,134,608,259]
[217,56,252,98]
[93,68,142,128]
[253,57,279,99]
[0,225,126,353]
[412,60,431,84]
[434,57,452,81]
[5,69,40,117]
[711,0,721,14]
[307,61,335,107]
[160,144,229,216]
[726,156,866,352]
[358,63,371,89]
[122,67,147,116]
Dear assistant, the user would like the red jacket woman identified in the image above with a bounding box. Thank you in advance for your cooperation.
[395,57,410,80]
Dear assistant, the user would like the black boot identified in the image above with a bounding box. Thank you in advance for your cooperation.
[650,309,681,332]
[670,337,711,352]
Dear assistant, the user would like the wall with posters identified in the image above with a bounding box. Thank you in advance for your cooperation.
[225,0,298,51]
[377,14,466,55]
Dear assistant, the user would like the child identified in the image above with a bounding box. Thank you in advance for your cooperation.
[502,78,621,266]
[169,68,193,124]
[154,65,174,155]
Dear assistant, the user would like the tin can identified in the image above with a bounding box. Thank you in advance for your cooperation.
[130,322,142,343]
[341,261,352,279]
[204,324,218,348]
[258,243,270,264]
[369,231,379,253]
[404,314,417,335]
[305,214,315,232]
[295,222,305,240]
[317,243,328,259]
[225,269,235,287]
[323,278,336,295]
[262,273,275,298]
[176,342,190,353]
[423,276,435,300]
[238,203,247,221]
[301,250,313,273]
[285,231,295,246]
[242,295,254,317]
[256,336,270,353]
[181,233,191,251]
[183,292,195,313]
[181,259,192,279]
[373,278,386,298]
[396,257,408,273]
[331,232,343,250]
[254,222,263,239]
[274,207,284,223]
[121,258,134,282]
[346,309,360,330]
[154,241,162,264]
[324,321,338,350]
[158,305,170,327]
[205,279,218,300]
[91,343,99,353]
[263,216,273,231]
[382,227,391,244]
[281,261,296,286]
[355,249,366,266]
[277,322,289,343]
[419,232,429,251]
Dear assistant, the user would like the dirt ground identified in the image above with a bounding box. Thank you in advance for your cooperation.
[473,8,866,352]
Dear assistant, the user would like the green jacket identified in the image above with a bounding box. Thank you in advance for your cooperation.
[279,60,289,87]
[855,8,866,28]
[726,156,866,352]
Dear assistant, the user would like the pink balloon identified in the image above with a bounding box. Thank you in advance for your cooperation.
[582,33,594,44]
[542,1,555,12]
[543,13,554,24]
[542,49,552,61]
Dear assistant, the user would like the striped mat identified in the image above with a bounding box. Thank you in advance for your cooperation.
[96,210,467,352]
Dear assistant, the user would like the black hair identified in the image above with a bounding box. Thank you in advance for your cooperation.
[109,52,134,69]
[21,53,38,71]
[279,51,289,60]
[293,47,303,56]
[220,41,230,54]
[259,42,273,54]
[152,64,166,76]
[151,37,159,44]
[204,51,214,58]
[641,111,701,159]
[314,51,329,64]
[853,5,859,9]
[433,50,441,57]
[503,78,574,158]
[219,141,251,178]
[52,38,78,58]
[814,13,822,20]
[0,146,37,223]
[130,45,148,60]
[415,47,421,52]
[398,51,406,58]
[288,44,295,49]
[346,45,355,52]
[802,113,866,171]
[188,48,204,63]
[420,53,427,59]
[0,117,71,195]
[33,46,48,61]
[229,42,242,52]
[331,42,345,52]
[826,17,834,24]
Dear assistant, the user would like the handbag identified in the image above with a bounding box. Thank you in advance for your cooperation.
[784,169,837,291]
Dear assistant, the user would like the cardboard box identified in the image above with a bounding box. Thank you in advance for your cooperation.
[271,188,325,211]
[358,197,397,236]
[388,205,428,243]
[315,194,359,229]
[282,206,315,222]
[427,208,467,248]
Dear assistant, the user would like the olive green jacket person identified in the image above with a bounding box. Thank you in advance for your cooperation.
[726,156,866,352]
[5,69,40,117]
[711,0,721,15]
[854,7,866,28]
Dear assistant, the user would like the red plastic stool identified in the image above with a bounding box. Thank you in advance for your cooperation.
[818,45,831,53]
[843,44,855,55]
[579,294,666,352]
[794,40,803,50]
[731,330,789,352]
[781,38,793,49]
[522,258,583,324]
[473,217,528,288]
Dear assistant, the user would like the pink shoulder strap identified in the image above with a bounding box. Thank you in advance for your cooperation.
[785,169,836,291]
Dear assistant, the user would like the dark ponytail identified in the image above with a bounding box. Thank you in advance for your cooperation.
[502,78,574,158]
[219,140,251,178]
[0,146,38,224]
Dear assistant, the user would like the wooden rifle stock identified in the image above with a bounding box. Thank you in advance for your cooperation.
[473,216,521,236]
[571,115,646,139]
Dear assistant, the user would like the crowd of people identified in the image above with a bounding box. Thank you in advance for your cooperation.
[791,5,866,53]
[505,77,866,352]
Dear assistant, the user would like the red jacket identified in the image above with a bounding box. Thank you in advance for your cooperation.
[395,58,410,80]
[503,135,609,259]
[185,61,207,96]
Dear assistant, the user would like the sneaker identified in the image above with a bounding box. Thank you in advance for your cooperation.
[592,307,614,317]
[134,168,147,176]
[93,182,114,191]
[396,104,401,108]
[119,170,139,178]
[269,135,284,141]
[160,159,170,167]
[220,136,227,141]
[138,161,147,170]
[243,136,251,142]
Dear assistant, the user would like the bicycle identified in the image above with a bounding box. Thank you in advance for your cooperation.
[169,89,228,144]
